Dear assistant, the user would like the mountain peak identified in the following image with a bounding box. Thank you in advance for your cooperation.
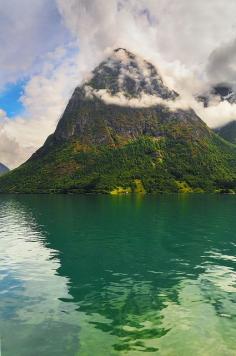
[198,83,236,108]
[113,47,134,55]
[83,48,178,101]
[213,84,236,103]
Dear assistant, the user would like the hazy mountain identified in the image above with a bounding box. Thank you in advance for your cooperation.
[215,121,236,145]
[198,83,236,108]
[0,163,9,176]
[212,84,236,104]
[200,83,236,144]
[1,49,236,194]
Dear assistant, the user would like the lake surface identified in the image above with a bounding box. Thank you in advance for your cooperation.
[0,195,236,355]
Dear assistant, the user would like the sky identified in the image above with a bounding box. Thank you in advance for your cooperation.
[1,0,236,168]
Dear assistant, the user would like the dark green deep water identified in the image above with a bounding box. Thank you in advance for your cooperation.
[0,195,236,356]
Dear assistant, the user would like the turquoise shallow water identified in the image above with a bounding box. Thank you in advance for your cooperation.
[0,194,236,355]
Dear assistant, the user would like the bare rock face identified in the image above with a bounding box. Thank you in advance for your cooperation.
[88,48,178,99]
[212,84,236,104]
[40,48,205,151]
[198,83,236,108]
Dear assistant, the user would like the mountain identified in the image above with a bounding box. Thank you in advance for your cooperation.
[198,83,236,107]
[215,121,236,144]
[0,163,9,176]
[200,83,236,144]
[211,84,236,104]
[1,48,236,194]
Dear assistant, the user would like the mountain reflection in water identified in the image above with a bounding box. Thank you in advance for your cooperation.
[0,194,236,355]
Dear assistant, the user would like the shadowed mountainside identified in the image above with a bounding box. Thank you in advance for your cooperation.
[0,163,9,176]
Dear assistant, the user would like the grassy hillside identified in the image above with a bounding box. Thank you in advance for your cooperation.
[1,129,236,194]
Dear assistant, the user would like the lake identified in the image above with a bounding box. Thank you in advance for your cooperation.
[0,194,236,355]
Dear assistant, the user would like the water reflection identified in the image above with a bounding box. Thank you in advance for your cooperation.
[0,200,80,356]
[0,195,236,355]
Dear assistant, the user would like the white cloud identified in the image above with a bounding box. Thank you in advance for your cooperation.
[56,0,236,89]
[0,109,7,118]
[195,101,236,129]
[0,45,82,168]
[207,38,236,88]
[0,0,69,89]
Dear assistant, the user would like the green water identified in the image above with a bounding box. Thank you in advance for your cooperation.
[0,195,236,355]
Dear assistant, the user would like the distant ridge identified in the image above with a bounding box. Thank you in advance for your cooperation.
[215,121,236,144]
[0,163,9,176]
[199,83,236,145]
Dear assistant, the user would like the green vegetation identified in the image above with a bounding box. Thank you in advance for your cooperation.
[1,132,236,194]
[216,121,236,144]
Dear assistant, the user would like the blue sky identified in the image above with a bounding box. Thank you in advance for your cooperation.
[0,82,25,117]
[0,0,71,117]
[0,0,81,168]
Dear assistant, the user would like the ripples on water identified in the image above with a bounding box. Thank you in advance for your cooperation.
[0,195,236,355]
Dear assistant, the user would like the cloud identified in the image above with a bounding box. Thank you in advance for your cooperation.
[207,38,236,88]
[0,0,70,89]
[56,0,236,89]
[84,85,187,110]
[195,101,236,129]
[0,129,30,169]
[0,45,82,168]
[0,109,7,118]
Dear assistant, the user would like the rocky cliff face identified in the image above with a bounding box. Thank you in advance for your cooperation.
[212,84,236,104]
[87,48,178,99]
[198,83,236,107]
[53,48,179,143]
[38,48,204,152]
